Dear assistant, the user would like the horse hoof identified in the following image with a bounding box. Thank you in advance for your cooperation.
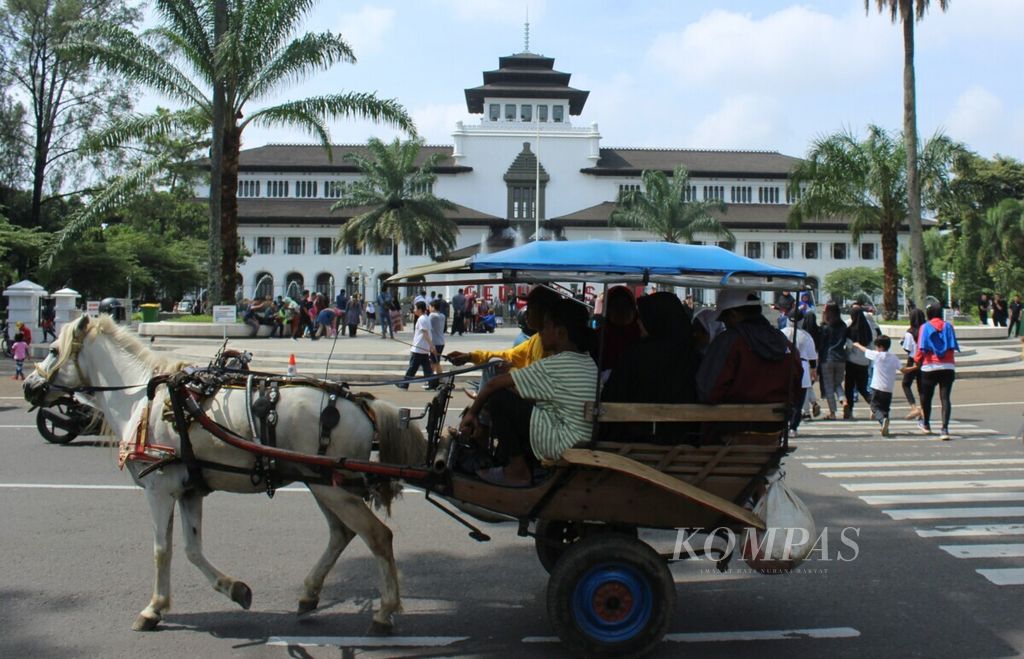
[132,614,160,632]
[230,581,252,610]
[297,597,319,616]
[367,620,393,636]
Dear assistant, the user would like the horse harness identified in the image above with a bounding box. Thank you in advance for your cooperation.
[141,367,378,498]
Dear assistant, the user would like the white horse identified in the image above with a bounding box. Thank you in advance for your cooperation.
[23,314,426,632]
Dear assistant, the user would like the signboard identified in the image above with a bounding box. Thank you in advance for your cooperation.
[86,301,100,317]
[212,305,237,324]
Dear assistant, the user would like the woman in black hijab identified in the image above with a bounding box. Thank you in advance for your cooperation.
[602,292,697,443]
[843,306,875,419]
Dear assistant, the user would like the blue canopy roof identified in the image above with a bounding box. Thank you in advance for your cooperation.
[469,240,805,288]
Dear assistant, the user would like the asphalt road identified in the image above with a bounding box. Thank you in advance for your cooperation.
[1,358,1022,658]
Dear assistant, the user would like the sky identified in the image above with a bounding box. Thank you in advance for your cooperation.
[141,0,1024,160]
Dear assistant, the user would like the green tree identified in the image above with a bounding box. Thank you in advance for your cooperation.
[332,138,458,276]
[0,0,141,227]
[823,266,885,306]
[978,199,1024,296]
[866,0,951,310]
[0,215,46,287]
[789,125,960,319]
[610,166,733,245]
[55,0,414,302]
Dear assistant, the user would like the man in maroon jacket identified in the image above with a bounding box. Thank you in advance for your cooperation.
[696,289,802,406]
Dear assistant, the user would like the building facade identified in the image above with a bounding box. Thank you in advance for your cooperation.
[223,51,895,304]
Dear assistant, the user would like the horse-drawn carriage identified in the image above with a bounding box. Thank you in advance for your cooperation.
[24,240,810,657]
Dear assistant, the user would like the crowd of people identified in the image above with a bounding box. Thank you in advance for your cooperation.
[977,293,1022,337]
[239,288,412,340]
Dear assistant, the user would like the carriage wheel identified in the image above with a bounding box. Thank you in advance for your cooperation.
[36,401,80,444]
[547,534,675,657]
[534,520,638,575]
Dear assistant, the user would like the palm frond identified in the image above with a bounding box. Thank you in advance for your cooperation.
[245,94,416,146]
[240,32,356,104]
[83,108,208,153]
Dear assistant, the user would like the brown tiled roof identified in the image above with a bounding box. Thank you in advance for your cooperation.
[581,149,803,179]
[236,198,502,226]
[227,144,472,174]
[550,201,856,230]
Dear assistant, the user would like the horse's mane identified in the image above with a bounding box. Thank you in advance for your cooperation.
[55,314,189,376]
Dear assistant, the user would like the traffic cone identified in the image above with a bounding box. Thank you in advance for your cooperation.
[287,353,297,376]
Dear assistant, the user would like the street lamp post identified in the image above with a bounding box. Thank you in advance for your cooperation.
[942,271,955,309]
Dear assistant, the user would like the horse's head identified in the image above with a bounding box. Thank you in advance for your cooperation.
[24,314,97,407]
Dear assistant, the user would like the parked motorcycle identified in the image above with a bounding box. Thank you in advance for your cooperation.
[36,395,104,444]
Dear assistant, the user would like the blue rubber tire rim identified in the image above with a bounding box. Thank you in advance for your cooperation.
[571,563,653,644]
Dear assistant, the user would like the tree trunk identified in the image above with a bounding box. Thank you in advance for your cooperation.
[902,8,927,309]
[219,123,241,302]
[881,221,900,320]
[392,240,399,278]
[31,133,46,227]
[207,0,227,305]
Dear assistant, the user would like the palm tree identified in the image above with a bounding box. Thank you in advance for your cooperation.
[331,138,458,276]
[978,199,1024,295]
[610,166,733,246]
[788,125,960,319]
[54,0,414,302]
[866,0,951,310]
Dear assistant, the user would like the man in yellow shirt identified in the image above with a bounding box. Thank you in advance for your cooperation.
[447,285,561,372]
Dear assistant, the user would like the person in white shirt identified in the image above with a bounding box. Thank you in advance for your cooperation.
[782,313,818,437]
[396,301,436,390]
[852,335,904,437]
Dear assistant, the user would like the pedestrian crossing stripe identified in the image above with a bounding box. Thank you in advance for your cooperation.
[822,467,1024,478]
[939,544,1024,559]
[843,479,1024,492]
[803,459,1024,469]
[916,524,1024,538]
[862,492,1024,505]
[883,506,1024,520]
[976,568,1024,586]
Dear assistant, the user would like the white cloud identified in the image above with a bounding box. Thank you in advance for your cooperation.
[647,6,894,95]
[943,86,1005,149]
[335,6,396,58]
[411,103,473,144]
[440,0,546,24]
[686,95,787,151]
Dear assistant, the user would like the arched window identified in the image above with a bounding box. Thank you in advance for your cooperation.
[315,272,333,297]
[253,272,274,299]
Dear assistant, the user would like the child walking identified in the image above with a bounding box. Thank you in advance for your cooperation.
[11,332,29,380]
[852,335,903,437]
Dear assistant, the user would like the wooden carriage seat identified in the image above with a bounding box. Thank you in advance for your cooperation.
[584,402,788,448]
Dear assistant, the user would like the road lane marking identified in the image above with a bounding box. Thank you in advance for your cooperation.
[916,524,1024,538]
[823,467,1024,478]
[0,483,138,490]
[863,492,1024,505]
[0,425,37,428]
[883,506,1024,520]
[804,459,1024,469]
[976,568,1024,586]
[939,544,1024,559]
[843,479,1024,492]
[524,627,861,644]
[267,636,469,648]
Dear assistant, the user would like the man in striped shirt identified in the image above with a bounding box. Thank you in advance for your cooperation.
[460,298,597,486]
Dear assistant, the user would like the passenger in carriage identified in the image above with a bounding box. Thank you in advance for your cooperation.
[459,298,597,487]
[593,285,642,380]
[446,285,562,371]
[696,289,802,409]
[601,292,698,443]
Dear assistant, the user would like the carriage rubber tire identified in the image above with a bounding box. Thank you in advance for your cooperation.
[546,534,675,658]
[535,520,638,575]
[36,404,79,444]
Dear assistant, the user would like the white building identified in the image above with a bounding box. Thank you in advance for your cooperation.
[226,50,895,305]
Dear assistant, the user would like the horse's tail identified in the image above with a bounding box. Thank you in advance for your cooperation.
[366,399,428,515]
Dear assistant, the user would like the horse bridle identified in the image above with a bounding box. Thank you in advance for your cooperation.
[34,336,148,395]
